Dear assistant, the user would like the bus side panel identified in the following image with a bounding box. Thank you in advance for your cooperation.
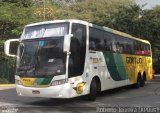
[88,51,130,91]
[145,56,152,80]
[121,54,152,84]
[103,51,129,81]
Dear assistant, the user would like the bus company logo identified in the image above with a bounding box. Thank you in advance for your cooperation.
[90,57,102,63]
[22,78,31,82]
[126,57,143,64]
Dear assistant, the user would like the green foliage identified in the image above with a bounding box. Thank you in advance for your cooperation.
[0,78,9,84]
[142,6,160,50]
[57,0,133,25]
[0,40,5,60]
[0,3,41,39]
[1,0,33,8]
[34,1,59,21]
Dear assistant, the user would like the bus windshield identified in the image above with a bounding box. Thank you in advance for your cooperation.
[16,37,66,77]
[16,22,69,77]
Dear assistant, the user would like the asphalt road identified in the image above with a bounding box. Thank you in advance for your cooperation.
[0,79,160,113]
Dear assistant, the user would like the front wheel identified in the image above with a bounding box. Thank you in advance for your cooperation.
[88,79,97,101]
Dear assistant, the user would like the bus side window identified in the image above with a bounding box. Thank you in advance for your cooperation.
[96,40,104,50]
[144,44,151,55]
[116,42,123,53]
[104,39,111,51]
[89,41,96,50]
[135,41,141,55]
[112,42,117,52]
[134,41,138,54]
[89,27,104,51]
[104,32,113,52]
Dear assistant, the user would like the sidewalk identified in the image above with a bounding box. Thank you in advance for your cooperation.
[0,84,15,90]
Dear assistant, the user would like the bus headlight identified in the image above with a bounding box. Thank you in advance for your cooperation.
[15,79,22,85]
[51,79,68,86]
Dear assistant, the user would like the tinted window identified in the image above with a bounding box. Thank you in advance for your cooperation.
[68,23,86,77]
[89,27,151,56]
[104,32,113,52]
[134,41,151,56]
[89,27,104,51]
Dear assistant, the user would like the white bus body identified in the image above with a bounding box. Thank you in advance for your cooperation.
[4,19,152,100]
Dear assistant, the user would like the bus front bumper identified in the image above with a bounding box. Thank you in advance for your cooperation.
[16,83,75,98]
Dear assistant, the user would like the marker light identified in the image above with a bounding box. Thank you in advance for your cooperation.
[76,82,85,94]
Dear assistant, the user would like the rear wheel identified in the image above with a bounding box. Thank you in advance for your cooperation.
[140,79,145,87]
[141,74,146,87]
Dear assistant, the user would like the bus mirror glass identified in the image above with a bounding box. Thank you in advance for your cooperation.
[4,39,19,57]
[63,34,72,53]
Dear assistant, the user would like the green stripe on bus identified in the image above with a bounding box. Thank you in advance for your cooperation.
[103,51,128,81]
[34,77,53,85]
[40,77,53,85]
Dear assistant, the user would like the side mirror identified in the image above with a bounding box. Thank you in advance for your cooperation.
[63,34,72,53]
[4,39,19,57]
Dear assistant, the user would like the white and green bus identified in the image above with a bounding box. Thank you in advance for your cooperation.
[4,19,152,100]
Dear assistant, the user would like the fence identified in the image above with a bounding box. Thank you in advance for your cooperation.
[0,60,15,84]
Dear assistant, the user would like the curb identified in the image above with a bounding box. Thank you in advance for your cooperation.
[0,84,15,87]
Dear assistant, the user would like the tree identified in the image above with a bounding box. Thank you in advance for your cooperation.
[57,0,134,26]
[0,3,40,39]
[111,4,143,37]
[34,0,59,20]
[1,0,33,7]
[143,6,160,50]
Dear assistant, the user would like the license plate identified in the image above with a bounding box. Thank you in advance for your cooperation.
[32,90,40,94]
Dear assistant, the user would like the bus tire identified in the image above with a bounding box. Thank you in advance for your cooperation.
[135,75,142,88]
[140,79,145,87]
[88,79,97,101]
[141,73,146,87]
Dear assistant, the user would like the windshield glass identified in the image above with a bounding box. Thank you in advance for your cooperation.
[17,22,69,77]
[21,23,69,40]
[16,37,66,77]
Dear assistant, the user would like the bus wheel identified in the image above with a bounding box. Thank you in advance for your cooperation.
[135,75,142,88]
[88,79,97,101]
[140,79,145,87]
[141,73,146,87]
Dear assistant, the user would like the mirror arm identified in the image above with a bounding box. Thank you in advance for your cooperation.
[67,52,71,55]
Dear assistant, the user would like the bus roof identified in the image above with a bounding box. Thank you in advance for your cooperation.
[25,19,150,45]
